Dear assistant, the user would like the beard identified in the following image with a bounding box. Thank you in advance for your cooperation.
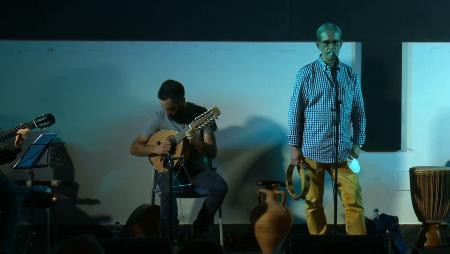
[168,108,187,123]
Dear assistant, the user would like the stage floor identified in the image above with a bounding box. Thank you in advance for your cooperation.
[12,224,450,254]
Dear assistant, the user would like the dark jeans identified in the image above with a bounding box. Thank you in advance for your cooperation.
[156,168,227,241]
[0,177,27,254]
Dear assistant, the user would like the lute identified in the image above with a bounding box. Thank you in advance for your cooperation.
[147,106,220,172]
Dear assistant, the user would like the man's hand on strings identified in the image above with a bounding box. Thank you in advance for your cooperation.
[185,128,202,147]
[154,141,171,155]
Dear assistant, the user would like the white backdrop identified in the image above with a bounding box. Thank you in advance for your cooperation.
[1,41,447,225]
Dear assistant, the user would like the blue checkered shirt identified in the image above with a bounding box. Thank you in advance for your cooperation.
[288,56,366,163]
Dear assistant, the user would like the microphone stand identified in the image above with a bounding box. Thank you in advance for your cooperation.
[162,154,189,243]
[162,154,175,242]
[330,54,340,235]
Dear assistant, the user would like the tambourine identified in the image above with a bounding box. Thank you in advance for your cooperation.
[285,162,311,200]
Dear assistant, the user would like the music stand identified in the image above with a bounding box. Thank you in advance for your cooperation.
[13,132,57,254]
[13,132,57,170]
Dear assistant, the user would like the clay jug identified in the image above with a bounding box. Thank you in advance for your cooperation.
[252,183,293,254]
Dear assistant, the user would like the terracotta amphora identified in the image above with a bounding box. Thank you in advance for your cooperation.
[252,182,293,254]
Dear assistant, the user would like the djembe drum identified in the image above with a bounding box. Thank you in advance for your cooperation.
[409,166,450,248]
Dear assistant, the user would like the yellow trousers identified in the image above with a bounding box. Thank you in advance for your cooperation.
[304,157,366,235]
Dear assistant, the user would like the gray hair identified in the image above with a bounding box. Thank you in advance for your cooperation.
[316,23,342,41]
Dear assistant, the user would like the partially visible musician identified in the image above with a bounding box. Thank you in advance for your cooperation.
[0,128,30,254]
[130,80,228,242]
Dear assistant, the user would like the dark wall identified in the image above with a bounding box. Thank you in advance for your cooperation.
[3,0,450,151]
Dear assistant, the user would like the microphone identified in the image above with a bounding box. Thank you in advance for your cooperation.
[330,53,339,88]
[331,52,339,69]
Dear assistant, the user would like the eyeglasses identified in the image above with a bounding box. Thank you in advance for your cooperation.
[319,40,342,46]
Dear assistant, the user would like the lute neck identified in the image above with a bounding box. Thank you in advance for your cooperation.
[172,125,191,144]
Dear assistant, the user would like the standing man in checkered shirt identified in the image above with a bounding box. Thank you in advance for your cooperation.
[288,22,367,235]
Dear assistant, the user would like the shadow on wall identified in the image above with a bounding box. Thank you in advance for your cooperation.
[33,62,136,225]
[51,142,110,224]
[20,141,111,240]
[215,116,291,220]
